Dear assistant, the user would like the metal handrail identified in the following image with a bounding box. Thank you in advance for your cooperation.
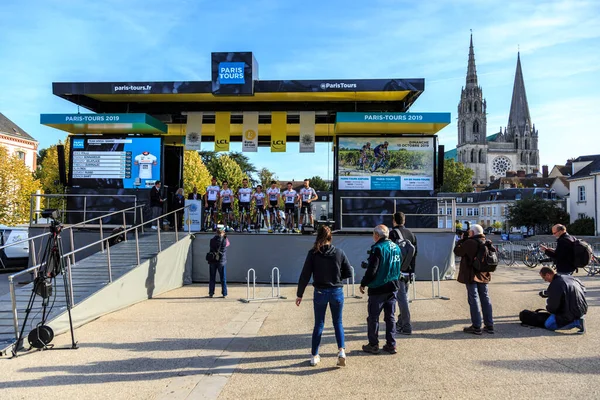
[6,205,191,343]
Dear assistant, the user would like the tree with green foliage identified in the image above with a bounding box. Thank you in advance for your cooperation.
[0,147,42,225]
[183,151,212,196]
[309,176,330,191]
[441,159,473,193]
[207,154,247,190]
[36,138,70,195]
[507,198,569,235]
[492,221,503,230]
[228,152,258,185]
[258,167,278,189]
[568,217,595,236]
[198,150,217,166]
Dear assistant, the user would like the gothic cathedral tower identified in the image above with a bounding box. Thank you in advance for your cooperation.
[456,34,488,186]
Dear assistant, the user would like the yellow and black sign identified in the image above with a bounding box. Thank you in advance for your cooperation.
[214,112,231,152]
[271,112,287,152]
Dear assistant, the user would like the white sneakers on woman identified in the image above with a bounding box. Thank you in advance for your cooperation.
[310,350,347,367]
[310,354,320,366]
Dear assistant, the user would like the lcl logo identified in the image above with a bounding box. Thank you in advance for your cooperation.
[272,140,285,145]
[216,139,229,144]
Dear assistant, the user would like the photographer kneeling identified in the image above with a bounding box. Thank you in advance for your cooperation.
[360,225,402,355]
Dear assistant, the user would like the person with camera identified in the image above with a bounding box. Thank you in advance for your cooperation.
[453,224,495,335]
[296,226,353,367]
[208,227,228,298]
[390,212,417,335]
[360,225,402,355]
[539,224,576,275]
[538,266,586,333]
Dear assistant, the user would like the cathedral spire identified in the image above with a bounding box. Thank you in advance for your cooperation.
[507,52,531,131]
[466,33,478,87]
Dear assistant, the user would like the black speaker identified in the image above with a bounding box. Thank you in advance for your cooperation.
[57,144,67,187]
[437,145,445,188]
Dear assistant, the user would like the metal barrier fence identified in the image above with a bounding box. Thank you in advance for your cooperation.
[241,267,287,303]
[345,266,362,299]
[4,205,191,342]
[410,266,450,301]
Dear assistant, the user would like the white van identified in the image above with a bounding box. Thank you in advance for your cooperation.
[0,225,29,268]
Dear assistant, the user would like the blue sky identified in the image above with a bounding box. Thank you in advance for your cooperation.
[1,0,599,182]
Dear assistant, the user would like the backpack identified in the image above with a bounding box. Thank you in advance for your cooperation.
[572,237,593,268]
[472,241,498,273]
[205,251,220,263]
[519,309,551,328]
[392,228,416,273]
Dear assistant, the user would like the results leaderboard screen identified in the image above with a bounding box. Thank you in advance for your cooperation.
[70,136,162,189]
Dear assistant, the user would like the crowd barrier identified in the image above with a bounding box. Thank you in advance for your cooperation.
[241,267,287,303]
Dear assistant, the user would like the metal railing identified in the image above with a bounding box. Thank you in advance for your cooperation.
[339,196,457,232]
[4,205,191,343]
[29,193,139,226]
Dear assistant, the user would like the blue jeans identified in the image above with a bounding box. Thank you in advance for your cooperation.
[367,291,397,347]
[466,283,493,328]
[396,278,412,332]
[312,287,345,356]
[544,314,582,331]
[209,263,227,296]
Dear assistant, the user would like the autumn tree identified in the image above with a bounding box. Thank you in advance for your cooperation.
[441,159,473,193]
[183,150,212,195]
[228,152,258,185]
[207,154,247,190]
[309,176,330,191]
[37,137,70,195]
[0,147,42,225]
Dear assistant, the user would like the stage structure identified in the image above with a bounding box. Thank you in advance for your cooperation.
[40,51,455,281]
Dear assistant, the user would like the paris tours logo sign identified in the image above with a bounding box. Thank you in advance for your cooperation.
[218,62,245,85]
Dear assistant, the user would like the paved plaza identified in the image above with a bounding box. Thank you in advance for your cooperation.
[1,264,599,400]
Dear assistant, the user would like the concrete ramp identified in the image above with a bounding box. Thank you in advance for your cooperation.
[0,232,191,354]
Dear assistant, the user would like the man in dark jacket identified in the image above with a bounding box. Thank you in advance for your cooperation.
[539,266,586,333]
[453,224,494,335]
[389,211,417,335]
[149,181,164,230]
[360,225,402,355]
[208,228,228,298]
[540,224,576,274]
[188,186,200,200]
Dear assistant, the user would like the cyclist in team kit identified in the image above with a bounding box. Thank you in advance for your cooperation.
[237,178,253,232]
[282,182,300,233]
[266,180,281,233]
[219,180,234,231]
[372,141,389,171]
[253,185,268,232]
[299,178,318,227]
[204,177,220,231]
[359,142,371,170]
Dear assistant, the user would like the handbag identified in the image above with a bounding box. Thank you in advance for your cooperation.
[519,309,551,328]
[205,251,220,263]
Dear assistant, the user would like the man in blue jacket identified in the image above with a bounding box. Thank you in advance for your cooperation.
[360,225,402,355]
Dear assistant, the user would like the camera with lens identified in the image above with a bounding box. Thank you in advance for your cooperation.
[360,249,372,269]
[455,221,471,240]
[41,209,61,220]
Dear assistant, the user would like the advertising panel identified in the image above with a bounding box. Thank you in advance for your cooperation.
[184,200,202,232]
[70,136,162,189]
[337,136,434,191]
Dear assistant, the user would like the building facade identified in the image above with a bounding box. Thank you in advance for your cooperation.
[0,113,38,172]
[567,155,600,235]
[452,35,540,186]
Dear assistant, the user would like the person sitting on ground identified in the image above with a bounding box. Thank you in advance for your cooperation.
[296,226,352,367]
[539,224,576,275]
[539,266,587,333]
[453,224,495,335]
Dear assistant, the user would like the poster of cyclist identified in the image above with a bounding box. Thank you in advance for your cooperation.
[337,137,434,190]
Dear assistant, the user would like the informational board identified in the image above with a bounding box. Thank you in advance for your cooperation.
[184,200,202,232]
[337,136,434,191]
[70,136,162,189]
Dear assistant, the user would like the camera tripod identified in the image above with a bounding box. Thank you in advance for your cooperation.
[12,219,78,357]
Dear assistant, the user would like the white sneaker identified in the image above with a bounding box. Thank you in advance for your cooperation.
[337,349,346,367]
[310,354,320,366]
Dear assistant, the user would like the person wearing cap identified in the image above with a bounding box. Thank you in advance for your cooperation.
[453,224,495,335]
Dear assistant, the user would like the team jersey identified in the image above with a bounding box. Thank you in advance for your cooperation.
[299,187,316,202]
[220,189,233,203]
[267,187,280,202]
[253,192,265,206]
[206,185,220,201]
[374,144,386,156]
[360,145,370,154]
[283,190,298,204]
[134,152,157,179]
[238,187,252,203]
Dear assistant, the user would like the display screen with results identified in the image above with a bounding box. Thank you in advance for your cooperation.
[70,136,162,189]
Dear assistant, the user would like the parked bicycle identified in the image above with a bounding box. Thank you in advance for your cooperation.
[496,243,515,266]
[523,243,554,268]
[583,254,600,276]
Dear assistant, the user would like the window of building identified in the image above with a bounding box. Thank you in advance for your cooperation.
[461,121,466,143]
[578,186,586,202]
[456,208,463,217]
[438,207,444,215]
[474,208,479,216]
[456,197,463,203]
[515,193,522,200]
[438,219,445,229]
[446,220,453,229]
[492,206,497,216]
[471,149,475,163]
[467,197,474,203]
[474,101,478,112]
[481,207,486,216]
[16,151,26,160]
[578,213,587,220]
[447,208,452,216]
[467,208,473,216]
[487,206,491,216]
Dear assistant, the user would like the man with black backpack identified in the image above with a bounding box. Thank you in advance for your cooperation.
[389,212,416,335]
[539,266,587,333]
[453,224,496,335]
[540,224,593,275]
